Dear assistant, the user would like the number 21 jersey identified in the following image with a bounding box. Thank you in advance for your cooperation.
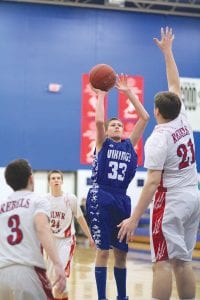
[144,104,198,188]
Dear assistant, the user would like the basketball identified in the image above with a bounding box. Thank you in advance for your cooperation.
[89,64,117,91]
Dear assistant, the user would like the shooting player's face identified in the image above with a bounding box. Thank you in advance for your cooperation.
[106,120,123,141]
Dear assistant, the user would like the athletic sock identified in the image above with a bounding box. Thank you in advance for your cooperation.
[95,266,107,300]
[114,267,127,299]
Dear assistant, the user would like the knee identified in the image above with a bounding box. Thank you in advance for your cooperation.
[114,251,127,268]
[152,260,172,274]
[96,250,109,264]
[100,251,109,260]
[172,259,192,274]
[115,260,126,268]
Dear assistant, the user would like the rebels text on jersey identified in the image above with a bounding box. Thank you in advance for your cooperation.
[0,191,50,269]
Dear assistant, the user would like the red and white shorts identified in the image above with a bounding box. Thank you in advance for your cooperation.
[150,186,200,262]
[0,264,53,300]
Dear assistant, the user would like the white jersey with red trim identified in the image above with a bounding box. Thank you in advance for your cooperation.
[46,193,83,238]
[0,190,50,269]
[144,103,198,189]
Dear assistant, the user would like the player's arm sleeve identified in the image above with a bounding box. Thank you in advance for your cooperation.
[144,131,168,170]
[69,194,83,219]
[34,195,50,219]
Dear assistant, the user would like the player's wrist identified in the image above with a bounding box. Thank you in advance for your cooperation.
[124,88,132,96]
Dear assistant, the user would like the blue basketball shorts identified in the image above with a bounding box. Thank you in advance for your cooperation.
[86,186,131,252]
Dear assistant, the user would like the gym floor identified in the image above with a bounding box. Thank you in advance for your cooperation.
[68,240,200,300]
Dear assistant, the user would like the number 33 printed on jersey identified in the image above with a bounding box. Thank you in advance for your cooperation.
[108,161,127,181]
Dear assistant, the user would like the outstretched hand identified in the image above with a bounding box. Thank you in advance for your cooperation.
[117,217,138,243]
[115,74,130,92]
[153,26,174,53]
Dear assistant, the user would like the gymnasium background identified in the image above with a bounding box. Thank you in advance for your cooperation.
[0,1,200,206]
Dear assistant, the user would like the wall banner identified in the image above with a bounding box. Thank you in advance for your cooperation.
[80,74,107,164]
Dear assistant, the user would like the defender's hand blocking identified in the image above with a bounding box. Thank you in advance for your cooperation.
[115,74,130,93]
[153,26,174,53]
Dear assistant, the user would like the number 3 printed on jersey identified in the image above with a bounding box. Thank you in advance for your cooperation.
[7,215,23,245]
[108,161,127,181]
[177,138,195,170]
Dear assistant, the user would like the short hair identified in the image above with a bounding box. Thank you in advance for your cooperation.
[47,170,63,182]
[154,91,181,120]
[5,159,32,191]
[104,117,123,130]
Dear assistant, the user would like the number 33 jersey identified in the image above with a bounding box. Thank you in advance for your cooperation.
[144,103,198,188]
[92,138,138,191]
[0,190,50,269]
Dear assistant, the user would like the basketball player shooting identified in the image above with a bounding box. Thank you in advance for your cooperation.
[86,73,149,300]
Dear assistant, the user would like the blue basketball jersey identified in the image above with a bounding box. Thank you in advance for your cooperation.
[91,138,138,191]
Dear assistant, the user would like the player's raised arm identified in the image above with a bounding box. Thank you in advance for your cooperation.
[89,64,116,153]
[116,74,149,147]
[94,88,108,152]
[153,27,181,98]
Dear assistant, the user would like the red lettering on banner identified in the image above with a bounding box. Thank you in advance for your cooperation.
[81,74,107,164]
[118,76,144,166]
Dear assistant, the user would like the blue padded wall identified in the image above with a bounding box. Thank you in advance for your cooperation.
[0,2,199,171]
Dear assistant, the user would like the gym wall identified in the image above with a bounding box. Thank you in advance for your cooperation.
[0,1,200,171]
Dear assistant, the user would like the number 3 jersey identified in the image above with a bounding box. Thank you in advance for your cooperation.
[0,190,50,269]
[91,138,138,191]
[144,103,198,188]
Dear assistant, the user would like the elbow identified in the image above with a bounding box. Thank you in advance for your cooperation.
[36,223,49,236]
[148,172,161,186]
[144,113,150,122]
[140,114,150,125]
[150,179,160,188]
